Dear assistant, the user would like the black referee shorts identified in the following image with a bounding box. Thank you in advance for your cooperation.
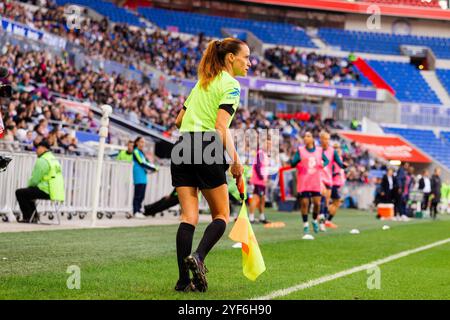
[171,132,229,190]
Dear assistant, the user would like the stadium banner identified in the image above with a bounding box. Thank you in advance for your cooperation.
[252,78,378,101]
[340,131,431,163]
[180,77,377,103]
[56,98,91,115]
[0,17,67,50]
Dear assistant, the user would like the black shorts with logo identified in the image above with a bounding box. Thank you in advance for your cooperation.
[171,132,229,190]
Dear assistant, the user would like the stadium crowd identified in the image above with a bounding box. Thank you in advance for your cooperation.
[4,0,367,87]
[265,47,365,86]
[1,0,379,185]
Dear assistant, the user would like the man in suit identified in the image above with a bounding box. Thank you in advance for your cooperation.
[380,168,397,205]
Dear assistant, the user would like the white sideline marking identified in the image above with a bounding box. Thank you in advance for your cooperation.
[253,237,450,300]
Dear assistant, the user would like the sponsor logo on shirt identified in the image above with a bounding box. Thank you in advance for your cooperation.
[228,87,240,98]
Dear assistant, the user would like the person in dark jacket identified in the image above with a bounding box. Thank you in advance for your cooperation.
[380,168,397,205]
[399,165,415,218]
[430,167,442,219]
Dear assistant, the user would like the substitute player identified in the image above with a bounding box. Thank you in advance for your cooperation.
[249,138,271,224]
[319,131,345,230]
[291,132,329,240]
[327,143,346,225]
[171,38,251,292]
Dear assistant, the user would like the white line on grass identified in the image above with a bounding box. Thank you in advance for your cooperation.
[253,237,450,300]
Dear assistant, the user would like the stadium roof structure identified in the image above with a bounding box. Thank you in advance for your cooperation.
[240,0,450,21]
[340,131,432,163]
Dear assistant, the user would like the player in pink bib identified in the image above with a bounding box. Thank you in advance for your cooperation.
[249,139,271,224]
[319,131,345,230]
[328,143,346,226]
[291,132,329,239]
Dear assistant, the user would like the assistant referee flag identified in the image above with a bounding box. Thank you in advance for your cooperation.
[229,202,266,281]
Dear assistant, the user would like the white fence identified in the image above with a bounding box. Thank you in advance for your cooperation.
[0,151,207,217]
[0,152,134,215]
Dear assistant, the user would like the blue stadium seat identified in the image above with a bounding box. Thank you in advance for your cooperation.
[441,131,450,144]
[383,127,450,169]
[318,28,450,59]
[137,8,316,48]
[368,61,441,104]
[55,0,144,27]
[436,69,450,96]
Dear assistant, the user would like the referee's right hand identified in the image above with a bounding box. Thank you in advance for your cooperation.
[230,163,244,179]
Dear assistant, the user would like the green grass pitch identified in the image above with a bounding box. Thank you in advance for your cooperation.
[1,209,449,300]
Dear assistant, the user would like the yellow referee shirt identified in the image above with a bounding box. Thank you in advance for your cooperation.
[180,71,241,132]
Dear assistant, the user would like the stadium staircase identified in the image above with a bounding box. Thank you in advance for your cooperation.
[436,69,450,98]
[366,61,441,104]
[318,28,450,59]
[421,70,450,105]
[353,57,395,95]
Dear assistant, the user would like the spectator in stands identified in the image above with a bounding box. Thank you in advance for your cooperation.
[430,167,442,219]
[2,124,20,151]
[15,139,64,223]
[418,169,432,213]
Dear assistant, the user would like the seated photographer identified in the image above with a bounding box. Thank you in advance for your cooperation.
[15,139,64,223]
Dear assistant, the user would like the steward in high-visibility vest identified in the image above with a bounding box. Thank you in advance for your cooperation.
[116,140,134,162]
[37,151,65,202]
[15,139,65,223]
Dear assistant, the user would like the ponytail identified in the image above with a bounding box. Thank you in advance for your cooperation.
[198,37,245,90]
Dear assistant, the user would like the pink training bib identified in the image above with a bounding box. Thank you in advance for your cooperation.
[296,146,323,193]
[321,146,334,187]
[250,149,269,187]
[332,165,346,187]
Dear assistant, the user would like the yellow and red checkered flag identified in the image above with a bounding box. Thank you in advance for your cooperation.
[229,178,266,281]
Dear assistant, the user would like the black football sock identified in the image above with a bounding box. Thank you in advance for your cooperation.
[176,222,195,283]
[195,219,226,261]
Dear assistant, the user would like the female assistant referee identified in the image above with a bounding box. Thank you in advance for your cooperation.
[171,38,251,292]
